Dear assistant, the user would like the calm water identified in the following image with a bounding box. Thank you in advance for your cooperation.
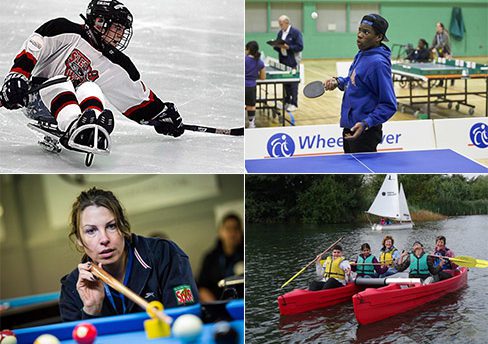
[245,215,488,344]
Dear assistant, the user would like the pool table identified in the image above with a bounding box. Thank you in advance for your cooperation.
[13,300,243,344]
[0,292,61,328]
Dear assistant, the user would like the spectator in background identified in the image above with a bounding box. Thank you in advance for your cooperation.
[245,41,266,128]
[197,213,244,302]
[406,39,430,62]
[273,15,303,112]
[431,22,451,59]
[431,22,453,87]
[148,231,169,240]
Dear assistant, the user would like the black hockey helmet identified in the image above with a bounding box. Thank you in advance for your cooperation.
[84,0,133,51]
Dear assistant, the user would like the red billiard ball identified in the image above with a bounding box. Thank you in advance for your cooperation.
[72,323,97,344]
[0,329,17,344]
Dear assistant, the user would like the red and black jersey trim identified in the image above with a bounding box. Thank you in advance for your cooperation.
[124,90,164,123]
[50,91,79,119]
[10,50,37,78]
[80,96,103,112]
[35,18,140,82]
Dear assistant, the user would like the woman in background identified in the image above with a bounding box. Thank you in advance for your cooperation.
[245,41,266,128]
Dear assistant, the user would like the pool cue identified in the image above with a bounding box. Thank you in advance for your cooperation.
[89,264,172,324]
[218,275,244,288]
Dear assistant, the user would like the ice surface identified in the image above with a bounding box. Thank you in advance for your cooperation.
[0,0,244,172]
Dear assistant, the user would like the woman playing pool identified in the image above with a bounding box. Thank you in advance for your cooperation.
[59,187,199,321]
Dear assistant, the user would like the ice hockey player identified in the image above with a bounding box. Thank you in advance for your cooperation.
[0,0,184,150]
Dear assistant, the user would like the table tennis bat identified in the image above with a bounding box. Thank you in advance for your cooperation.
[303,81,325,98]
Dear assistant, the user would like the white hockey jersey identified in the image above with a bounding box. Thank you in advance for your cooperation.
[10,17,165,123]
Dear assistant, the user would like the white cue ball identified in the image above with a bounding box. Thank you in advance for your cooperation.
[311,12,318,20]
[172,314,203,341]
[33,334,60,344]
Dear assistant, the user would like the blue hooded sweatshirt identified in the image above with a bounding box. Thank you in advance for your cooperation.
[337,44,397,129]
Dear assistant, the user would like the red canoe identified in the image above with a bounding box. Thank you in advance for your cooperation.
[352,267,468,325]
[278,282,361,316]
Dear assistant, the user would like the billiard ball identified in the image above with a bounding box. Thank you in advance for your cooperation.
[72,323,97,344]
[33,334,60,344]
[0,330,17,344]
[172,314,203,341]
[213,321,238,344]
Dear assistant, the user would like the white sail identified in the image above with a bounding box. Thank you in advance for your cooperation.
[398,183,412,221]
[367,174,400,219]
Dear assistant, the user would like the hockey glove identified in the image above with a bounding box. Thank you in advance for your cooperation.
[0,73,29,109]
[152,102,184,137]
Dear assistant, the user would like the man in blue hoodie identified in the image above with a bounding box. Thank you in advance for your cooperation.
[325,14,397,153]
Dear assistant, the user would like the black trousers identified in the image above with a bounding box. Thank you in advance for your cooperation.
[342,124,382,153]
[308,278,343,291]
[284,82,299,106]
[438,270,453,281]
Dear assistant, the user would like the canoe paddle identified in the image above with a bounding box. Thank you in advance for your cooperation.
[280,236,344,289]
[351,262,393,266]
[441,255,488,268]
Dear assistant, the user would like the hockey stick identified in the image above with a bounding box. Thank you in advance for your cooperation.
[0,76,69,108]
[183,124,244,136]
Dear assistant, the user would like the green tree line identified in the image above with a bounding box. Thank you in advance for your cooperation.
[246,175,488,224]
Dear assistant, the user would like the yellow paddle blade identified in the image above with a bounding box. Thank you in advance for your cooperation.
[448,256,477,268]
[475,258,488,268]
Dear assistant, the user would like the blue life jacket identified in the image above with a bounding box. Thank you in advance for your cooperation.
[357,255,375,276]
[433,248,453,270]
[409,252,430,278]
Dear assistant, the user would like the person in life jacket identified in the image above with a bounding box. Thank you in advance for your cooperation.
[432,235,458,281]
[309,244,351,291]
[378,235,400,277]
[396,241,444,284]
[351,243,386,278]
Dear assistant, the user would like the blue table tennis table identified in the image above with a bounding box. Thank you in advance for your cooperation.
[245,149,488,173]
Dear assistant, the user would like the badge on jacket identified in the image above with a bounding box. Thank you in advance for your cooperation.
[173,285,195,305]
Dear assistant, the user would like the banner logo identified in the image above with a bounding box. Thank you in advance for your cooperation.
[267,133,295,157]
[469,123,488,148]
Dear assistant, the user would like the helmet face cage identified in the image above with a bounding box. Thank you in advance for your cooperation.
[86,0,133,51]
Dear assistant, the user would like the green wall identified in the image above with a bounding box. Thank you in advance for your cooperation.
[246,0,488,59]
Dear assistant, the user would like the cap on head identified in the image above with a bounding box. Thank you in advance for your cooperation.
[412,241,424,248]
[361,14,389,42]
[85,0,133,51]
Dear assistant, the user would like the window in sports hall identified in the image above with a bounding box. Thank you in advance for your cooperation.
[246,2,267,33]
[316,4,347,33]
[270,3,303,32]
[349,4,380,32]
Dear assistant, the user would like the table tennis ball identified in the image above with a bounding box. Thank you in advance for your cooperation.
[311,12,318,20]
[172,314,203,342]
